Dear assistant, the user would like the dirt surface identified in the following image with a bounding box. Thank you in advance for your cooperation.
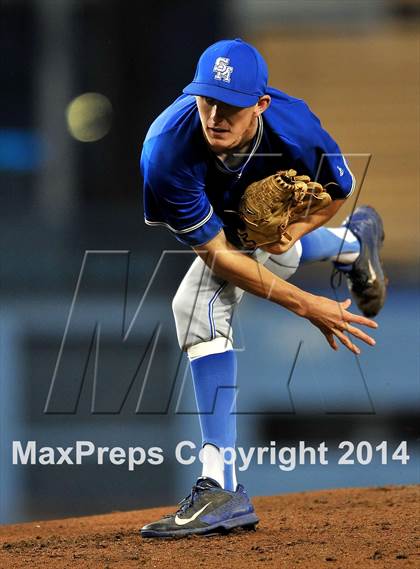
[0,485,418,569]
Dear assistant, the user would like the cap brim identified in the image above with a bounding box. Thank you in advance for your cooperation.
[183,82,259,108]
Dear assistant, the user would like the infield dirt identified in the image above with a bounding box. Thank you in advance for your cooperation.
[0,485,418,568]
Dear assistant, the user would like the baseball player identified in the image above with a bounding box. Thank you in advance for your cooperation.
[139,39,386,538]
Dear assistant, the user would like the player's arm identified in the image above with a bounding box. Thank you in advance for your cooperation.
[193,228,377,355]
[262,197,346,255]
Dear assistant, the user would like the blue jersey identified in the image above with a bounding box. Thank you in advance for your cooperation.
[141,87,355,247]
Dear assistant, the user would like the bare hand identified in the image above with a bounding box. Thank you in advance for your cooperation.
[304,296,378,355]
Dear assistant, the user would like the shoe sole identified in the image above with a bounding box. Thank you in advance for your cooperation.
[353,211,384,277]
[343,207,387,317]
[140,512,259,538]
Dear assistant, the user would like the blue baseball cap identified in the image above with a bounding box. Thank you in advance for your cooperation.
[183,38,268,108]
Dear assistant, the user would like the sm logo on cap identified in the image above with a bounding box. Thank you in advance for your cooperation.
[213,57,233,83]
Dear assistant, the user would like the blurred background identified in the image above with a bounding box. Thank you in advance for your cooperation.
[1,0,419,524]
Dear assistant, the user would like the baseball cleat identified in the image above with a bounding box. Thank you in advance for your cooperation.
[140,476,259,538]
[333,205,387,317]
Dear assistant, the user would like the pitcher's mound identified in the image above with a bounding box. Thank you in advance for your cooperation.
[0,485,418,568]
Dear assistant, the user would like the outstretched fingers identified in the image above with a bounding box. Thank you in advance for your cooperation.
[323,330,338,351]
[332,328,360,355]
[344,311,378,329]
[340,299,379,329]
[309,296,379,354]
[329,303,378,352]
[343,323,376,346]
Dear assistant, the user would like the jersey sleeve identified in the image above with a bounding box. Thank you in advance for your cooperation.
[141,147,223,247]
[304,107,356,200]
[313,130,355,200]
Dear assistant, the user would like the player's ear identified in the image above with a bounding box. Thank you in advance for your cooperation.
[256,95,271,115]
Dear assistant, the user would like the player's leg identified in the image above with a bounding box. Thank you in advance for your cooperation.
[171,254,246,492]
[300,226,360,264]
[141,246,302,538]
[172,246,297,493]
[140,244,302,538]
[141,253,265,538]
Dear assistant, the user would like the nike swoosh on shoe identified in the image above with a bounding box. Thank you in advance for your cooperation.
[367,259,377,285]
[174,502,212,526]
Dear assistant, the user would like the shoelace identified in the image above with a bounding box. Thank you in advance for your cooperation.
[162,482,209,519]
[331,264,370,293]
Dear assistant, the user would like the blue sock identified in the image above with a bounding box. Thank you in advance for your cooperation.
[300,227,360,264]
[190,350,237,491]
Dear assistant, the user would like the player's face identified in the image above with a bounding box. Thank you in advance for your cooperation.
[196,95,270,154]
